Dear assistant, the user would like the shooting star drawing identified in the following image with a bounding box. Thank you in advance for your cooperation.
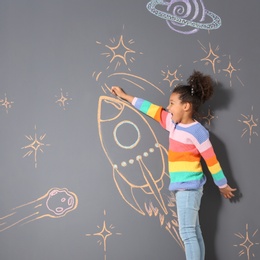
[0,187,78,233]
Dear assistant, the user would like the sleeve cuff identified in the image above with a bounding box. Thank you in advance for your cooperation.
[131,97,138,106]
[219,184,228,189]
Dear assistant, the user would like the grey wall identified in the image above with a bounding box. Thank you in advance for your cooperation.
[0,1,259,260]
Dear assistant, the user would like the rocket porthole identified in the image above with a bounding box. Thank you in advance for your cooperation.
[113,120,141,149]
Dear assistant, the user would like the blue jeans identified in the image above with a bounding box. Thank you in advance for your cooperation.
[175,189,204,260]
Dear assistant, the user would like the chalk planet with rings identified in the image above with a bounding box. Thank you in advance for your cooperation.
[146,0,222,34]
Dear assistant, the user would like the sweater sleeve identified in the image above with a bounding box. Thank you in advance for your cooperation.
[132,97,172,131]
[193,126,228,188]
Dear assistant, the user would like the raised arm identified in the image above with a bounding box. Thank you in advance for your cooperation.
[111,86,134,103]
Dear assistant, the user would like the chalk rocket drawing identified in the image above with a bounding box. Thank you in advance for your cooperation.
[97,96,183,249]
[146,0,222,34]
[0,187,78,233]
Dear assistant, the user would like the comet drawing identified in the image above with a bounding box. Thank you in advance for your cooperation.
[0,187,78,233]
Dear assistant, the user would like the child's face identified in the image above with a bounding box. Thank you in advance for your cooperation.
[167,93,186,123]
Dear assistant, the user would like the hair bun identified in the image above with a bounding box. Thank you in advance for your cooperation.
[187,70,214,103]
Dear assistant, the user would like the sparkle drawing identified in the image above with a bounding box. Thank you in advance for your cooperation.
[194,41,221,74]
[238,106,258,144]
[94,29,165,97]
[21,125,50,168]
[97,96,183,249]
[0,93,14,113]
[146,0,222,35]
[86,210,121,260]
[221,55,244,87]
[0,188,78,233]
[55,88,72,110]
[97,29,143,72]
[194,41,244,87]
[201,106,217,126]
[161,65,183,88]
[234,224,260,260]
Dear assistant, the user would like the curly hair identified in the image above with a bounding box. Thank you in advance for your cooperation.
[172,70,214,115]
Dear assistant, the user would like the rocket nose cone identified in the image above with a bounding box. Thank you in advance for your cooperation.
[97,96,124,122]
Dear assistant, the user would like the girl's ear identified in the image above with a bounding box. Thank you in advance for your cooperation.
[183,102,192,111]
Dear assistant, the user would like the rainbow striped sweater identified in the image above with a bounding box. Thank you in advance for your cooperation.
[132,97,227,191]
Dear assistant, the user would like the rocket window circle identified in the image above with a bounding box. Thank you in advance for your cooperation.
[113,120,140,149]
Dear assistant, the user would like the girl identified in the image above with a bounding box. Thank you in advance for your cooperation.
[111,70,236,260]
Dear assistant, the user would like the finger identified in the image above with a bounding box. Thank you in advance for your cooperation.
[228,192,235,198]
[111,88,117,95]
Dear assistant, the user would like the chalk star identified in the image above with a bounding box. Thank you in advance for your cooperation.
[223,61,237,78]
[163,70,179,87]
[201,43,219,74]
[105,35,135,65]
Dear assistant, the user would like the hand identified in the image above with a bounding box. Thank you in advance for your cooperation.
[111,86,134,103]
[111,86,126,98]
[219,185,237,199]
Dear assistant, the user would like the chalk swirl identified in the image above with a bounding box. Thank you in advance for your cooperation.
[166,0,206,33]
[146,0,221,34]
